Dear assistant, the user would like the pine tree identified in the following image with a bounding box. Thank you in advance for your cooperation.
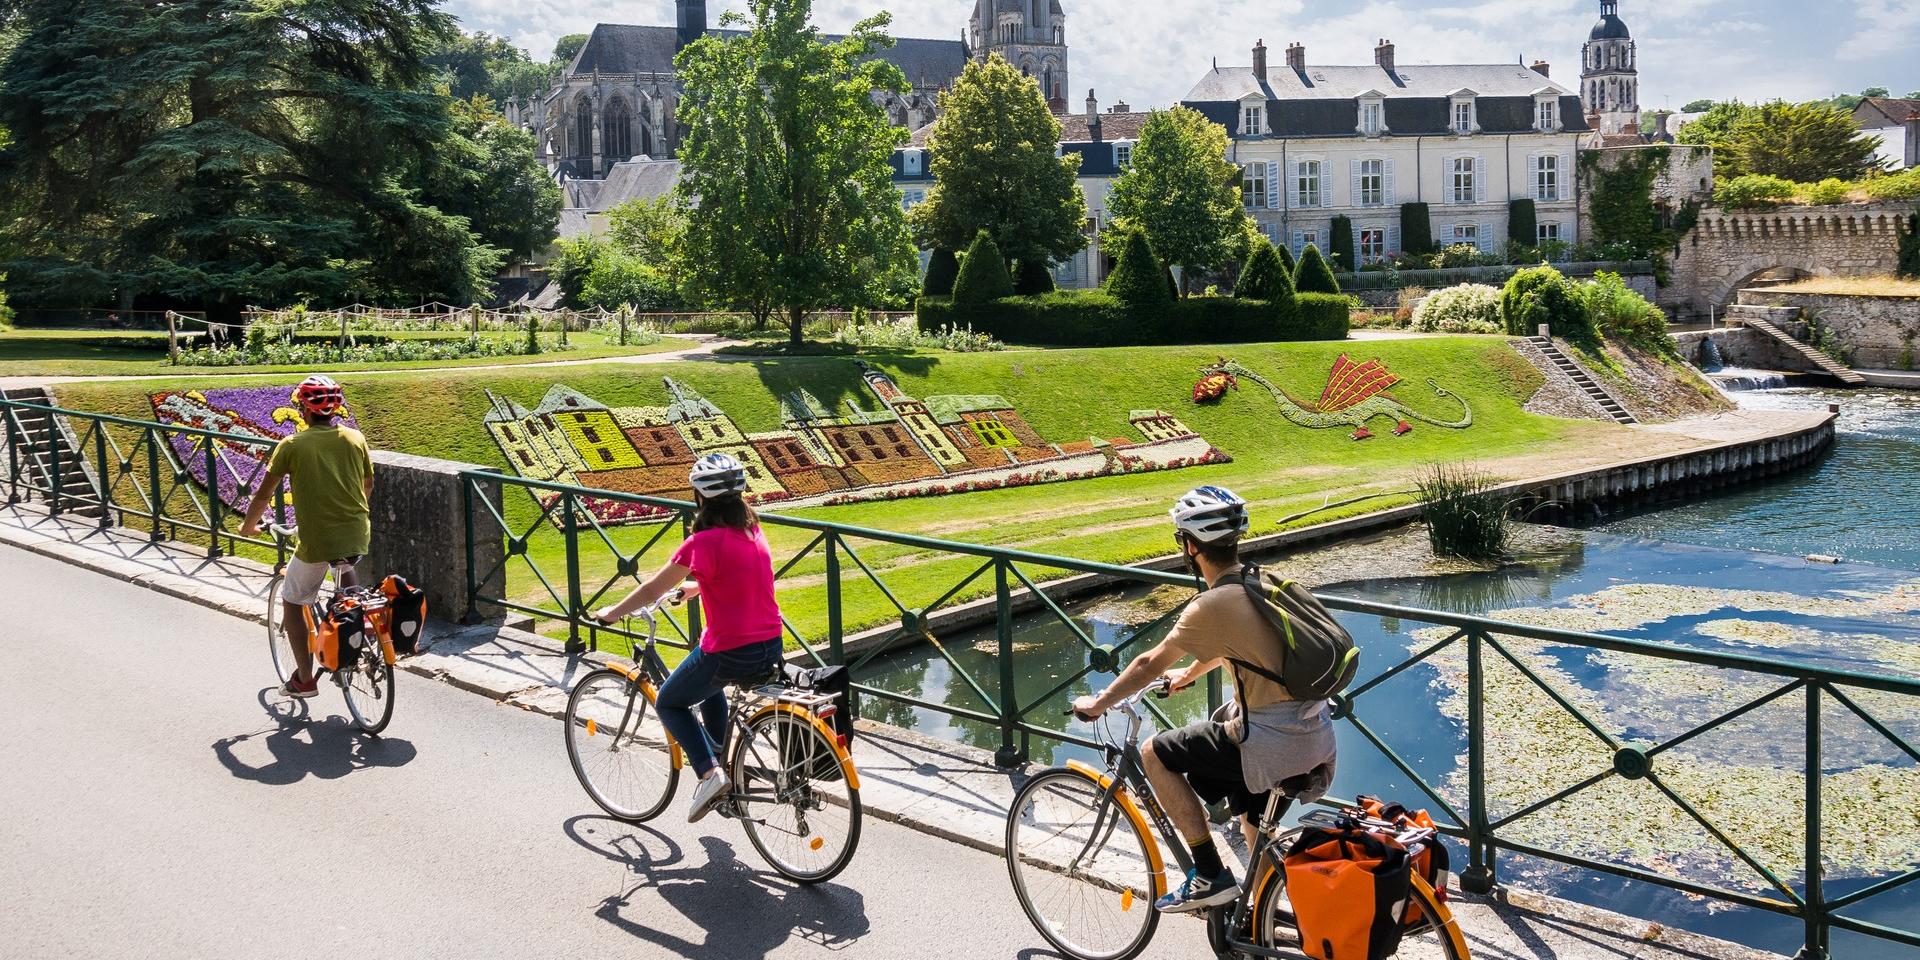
[1294,244,1341,295]
[1104,228,1173,310]
[951,230,1014,305]
[922,248,960,296]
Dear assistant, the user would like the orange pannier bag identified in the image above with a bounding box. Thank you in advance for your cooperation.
[1283,821,1412,960]
[1358,795,1451,927]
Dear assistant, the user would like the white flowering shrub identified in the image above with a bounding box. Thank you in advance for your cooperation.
[1412,283,1503,334]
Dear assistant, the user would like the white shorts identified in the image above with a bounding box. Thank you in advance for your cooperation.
[280,556,358,606]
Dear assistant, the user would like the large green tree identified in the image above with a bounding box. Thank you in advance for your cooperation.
[0,0,496,320]
[1106,106,1245,296]
[1726,102,1884,182]
[1676,101,1755,180]
[907,54,1085,272]
[674,0,916,346]
[421,96,561,262]
[427,30,549,102]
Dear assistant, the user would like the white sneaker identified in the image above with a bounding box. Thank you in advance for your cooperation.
[687,772,730,823]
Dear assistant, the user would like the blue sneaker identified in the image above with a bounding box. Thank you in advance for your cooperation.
[1154,867,1241,913]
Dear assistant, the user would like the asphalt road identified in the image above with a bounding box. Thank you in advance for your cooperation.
[0,544,1214,960]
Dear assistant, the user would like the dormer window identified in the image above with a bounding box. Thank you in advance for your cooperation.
[1241,102,1266,136]
[1533,92,1560,132]
[1357,92,1386,136]
[1449,90,1477,135]
[1115,141,1133,168]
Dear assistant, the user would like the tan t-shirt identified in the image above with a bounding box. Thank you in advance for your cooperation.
[1163,571,1294,719]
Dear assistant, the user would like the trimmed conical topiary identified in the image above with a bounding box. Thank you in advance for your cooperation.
[1329,215,1355,272]
[922,248,960,296]
[951,230,1015,305]
[1294,243,1341,295]
[1014,258,1056,295]
[1235,238,1283,300]
[1275,241,1296,276]
[1103,227,1174,310]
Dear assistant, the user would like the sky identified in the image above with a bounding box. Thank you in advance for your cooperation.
[441,0,1920,111]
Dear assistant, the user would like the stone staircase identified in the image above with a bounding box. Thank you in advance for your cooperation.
[1725,305,1867,386]
[1,388,104,516]
[1527,337,1638,425]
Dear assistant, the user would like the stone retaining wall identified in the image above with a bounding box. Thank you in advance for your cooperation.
[1738,289,1920,370]
[1673,327,1819,372]
[367,451,504,623]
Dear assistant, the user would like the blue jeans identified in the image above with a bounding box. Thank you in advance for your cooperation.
[656,639,782,777]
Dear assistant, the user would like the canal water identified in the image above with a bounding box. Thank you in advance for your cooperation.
[859,385,1920,956]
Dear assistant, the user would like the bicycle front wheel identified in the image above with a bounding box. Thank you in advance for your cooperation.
[1251,858,1469,960]
[565,669,679,822]
[732,709,860,884]
[1005,767,1162,960]
[266,576,301,687]
[340,643,396,734]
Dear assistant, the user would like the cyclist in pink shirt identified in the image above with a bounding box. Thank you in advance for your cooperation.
[592,453,784,822]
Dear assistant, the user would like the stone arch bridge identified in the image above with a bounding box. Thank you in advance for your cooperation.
[1666,203,1913,319]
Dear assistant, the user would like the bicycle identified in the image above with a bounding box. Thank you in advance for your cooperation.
[1005,679,1469,960]
[563,602,863,884]
[265,523,398,734]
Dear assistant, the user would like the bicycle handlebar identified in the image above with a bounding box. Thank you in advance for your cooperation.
[1064,676,1173,720]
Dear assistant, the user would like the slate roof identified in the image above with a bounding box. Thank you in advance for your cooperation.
[567,23,966,88]
[1183,62,1585,139]
[906,112,1152,147]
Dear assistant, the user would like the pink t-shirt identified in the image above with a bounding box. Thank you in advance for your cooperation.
[671,525,784,652]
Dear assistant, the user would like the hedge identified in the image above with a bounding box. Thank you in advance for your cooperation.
[1014,258,1057,295]
[1292,293,1352,341]
[917,290,1345,347]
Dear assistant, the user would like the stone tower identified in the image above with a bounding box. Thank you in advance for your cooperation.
[1581,0,1639,135]
[676,0,707,52]
[969,0,1069,111]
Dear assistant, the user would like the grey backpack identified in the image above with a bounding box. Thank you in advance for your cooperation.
[1223,562,1359,701]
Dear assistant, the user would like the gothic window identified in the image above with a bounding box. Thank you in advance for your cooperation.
[604,99,633,160]
[572,99,593,159]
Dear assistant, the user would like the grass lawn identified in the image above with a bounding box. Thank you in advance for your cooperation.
[51,336,1628,650]
[0,328,687,377]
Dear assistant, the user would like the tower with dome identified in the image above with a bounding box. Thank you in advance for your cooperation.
[1581,0,1639,135]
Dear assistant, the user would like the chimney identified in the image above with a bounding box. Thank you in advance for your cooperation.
[1285,42,1306,74]
[1529,59,1550,78]
[1374,39,1395,75]
[1086,88,1098,120]
[1252,39,1268,82]
[1111,100,1131,113]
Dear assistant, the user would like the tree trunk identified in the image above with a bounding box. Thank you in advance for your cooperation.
[788,304,805,350]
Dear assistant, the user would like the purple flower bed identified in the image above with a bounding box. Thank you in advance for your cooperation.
[148,385,360,525]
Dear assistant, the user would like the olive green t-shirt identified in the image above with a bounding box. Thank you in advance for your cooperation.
[268,424,374,563]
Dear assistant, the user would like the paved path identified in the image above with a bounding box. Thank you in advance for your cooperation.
[0,543,1219,959]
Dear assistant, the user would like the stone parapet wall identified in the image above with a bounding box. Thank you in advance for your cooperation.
[367,451,504,623]
[1665,204,1910,320]
[1738,289,1920,370]
[1672,327,1819,373]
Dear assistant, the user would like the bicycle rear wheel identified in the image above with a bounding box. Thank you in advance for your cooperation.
[732,709,860,884]
[1251,858,1469,960]
[340,642,396,734]
[266,575,301,687]
[1005,767,1161,960]
[565,669,679,822]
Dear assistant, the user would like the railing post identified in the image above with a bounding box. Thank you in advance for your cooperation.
[682,510,703,641]
[271,484,287,567]
[5,408,20,505]
[461,476,479,624]
[563,490,584,654]
[1802,682,1828,960]
[204,438,222,559]
[825,533,844,665]
[48,421,63,517]
[93,422,110,528]
[993,558,1023,768]
[145,427,162,542]
[1461,629,1496,894]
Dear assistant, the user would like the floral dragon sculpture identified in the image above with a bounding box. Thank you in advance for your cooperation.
[1197,356,1472,440]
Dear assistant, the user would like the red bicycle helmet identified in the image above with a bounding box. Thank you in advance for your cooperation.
[295,375,345,416]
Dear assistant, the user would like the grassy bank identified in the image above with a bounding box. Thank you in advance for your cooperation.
[54,338,1615,647]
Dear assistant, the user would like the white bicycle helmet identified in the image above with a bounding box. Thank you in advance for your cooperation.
[689,452,749,498]
[1169,485,1249,543]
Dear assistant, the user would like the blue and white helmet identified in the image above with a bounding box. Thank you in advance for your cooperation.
[689,452,749,498]
[1170,486,1249,543]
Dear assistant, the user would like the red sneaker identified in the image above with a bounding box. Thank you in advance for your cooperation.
[280,675,320,699]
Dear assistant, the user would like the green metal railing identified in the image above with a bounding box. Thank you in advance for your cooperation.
[1,397,289,563]
[4,397,1915,957]
[464,468,1920,959]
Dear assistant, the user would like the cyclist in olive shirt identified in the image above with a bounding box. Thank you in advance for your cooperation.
[239,376,375,699]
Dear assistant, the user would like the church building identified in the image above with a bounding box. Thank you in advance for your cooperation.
[1580,0,1639,136]
[505,0,1072,181]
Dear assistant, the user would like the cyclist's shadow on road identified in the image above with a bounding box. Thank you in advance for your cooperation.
[565,814,870,957]
[209,688,418,785]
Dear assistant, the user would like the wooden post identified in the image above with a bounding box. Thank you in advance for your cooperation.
[338,309,349,349]
[469,304,481,342]
[618,306,629,346]
[166,313,179,364]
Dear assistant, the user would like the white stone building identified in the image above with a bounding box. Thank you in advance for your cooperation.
[1854,97,1920,170]
[1181,39,1590,265]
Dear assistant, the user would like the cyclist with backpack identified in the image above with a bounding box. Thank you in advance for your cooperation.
[238,376,375,700]
[1071,486,1348,914]
[591,453,785,823]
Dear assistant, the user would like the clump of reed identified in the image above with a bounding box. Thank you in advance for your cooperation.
[1416,464,1512,560]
